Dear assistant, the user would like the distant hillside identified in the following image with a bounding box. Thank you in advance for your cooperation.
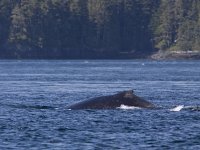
[0,0,200,59]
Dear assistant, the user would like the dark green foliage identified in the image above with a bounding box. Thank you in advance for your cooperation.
[0,0,200,59]
[153,0,200,52]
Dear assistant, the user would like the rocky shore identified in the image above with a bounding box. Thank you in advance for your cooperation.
[151,50,200,60]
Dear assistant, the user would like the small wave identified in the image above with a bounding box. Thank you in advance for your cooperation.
[29,105,56,110]
[170,105,184,112]
[117,104,141,110]
[83,60,89,63]
[3,103,56,110]
[184,106,200,111]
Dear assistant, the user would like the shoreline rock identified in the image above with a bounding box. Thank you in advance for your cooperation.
[151,50,200,60]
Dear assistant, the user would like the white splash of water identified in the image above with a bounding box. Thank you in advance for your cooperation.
[117,104,141,110]
[170,105,184,112]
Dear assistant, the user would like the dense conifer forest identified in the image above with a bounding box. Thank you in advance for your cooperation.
[0,0,200,59]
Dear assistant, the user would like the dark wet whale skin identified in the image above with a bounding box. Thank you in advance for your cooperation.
[67,90,155,109]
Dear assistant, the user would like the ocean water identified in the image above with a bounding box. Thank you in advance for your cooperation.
[0,60,200,150]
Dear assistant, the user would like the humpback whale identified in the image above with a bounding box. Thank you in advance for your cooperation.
[67,90,155,109]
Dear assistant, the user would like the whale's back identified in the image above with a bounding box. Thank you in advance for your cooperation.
[67,90,155,109]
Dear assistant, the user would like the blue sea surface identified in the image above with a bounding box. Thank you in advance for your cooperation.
[0,60,200,149]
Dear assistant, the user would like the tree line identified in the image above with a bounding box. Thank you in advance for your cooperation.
[0,0,200,59]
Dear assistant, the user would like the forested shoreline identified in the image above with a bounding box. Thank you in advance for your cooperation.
[0,0,200,59]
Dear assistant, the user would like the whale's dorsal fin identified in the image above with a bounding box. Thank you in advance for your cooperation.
[124,90,134,98]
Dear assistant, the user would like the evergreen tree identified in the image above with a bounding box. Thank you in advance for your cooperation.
[0,0,200,59]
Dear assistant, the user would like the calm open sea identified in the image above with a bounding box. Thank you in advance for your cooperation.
[0,60,200,149]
